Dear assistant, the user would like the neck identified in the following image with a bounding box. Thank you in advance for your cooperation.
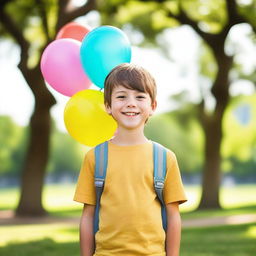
[110,126,149,146]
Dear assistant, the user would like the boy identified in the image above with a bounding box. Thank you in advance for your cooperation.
[74,63,187,256]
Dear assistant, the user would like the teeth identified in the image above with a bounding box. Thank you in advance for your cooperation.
[125,112,137,116]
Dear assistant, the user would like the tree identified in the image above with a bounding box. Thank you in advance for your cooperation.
[0,0,96,216]
[99,0,256,208]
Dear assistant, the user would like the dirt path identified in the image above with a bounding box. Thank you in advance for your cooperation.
[0,210,79,226]
[182,213,256,227]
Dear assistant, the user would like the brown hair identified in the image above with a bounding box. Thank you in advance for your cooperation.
[104,63,157,107]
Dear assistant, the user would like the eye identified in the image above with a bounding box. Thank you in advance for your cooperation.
[116,95,125,99]
[137,95,146,99]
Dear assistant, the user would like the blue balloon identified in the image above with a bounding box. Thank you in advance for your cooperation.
[80,26,132,89]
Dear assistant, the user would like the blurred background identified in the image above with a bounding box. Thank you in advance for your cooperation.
[0,0,255,255]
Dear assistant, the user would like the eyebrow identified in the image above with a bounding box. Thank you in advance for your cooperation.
[114,90,127,93]
[114,90,146,94]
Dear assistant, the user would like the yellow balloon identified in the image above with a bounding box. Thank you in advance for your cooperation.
[64,89,117,146]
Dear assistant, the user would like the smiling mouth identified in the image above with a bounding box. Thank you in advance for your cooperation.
[122,112,140,116]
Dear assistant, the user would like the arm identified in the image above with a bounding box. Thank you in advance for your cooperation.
[166,202,182,256]
[80,204,95,256]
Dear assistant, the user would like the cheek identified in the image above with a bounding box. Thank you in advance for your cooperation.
[112,102,124,109]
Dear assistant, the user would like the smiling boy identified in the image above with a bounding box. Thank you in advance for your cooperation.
[74,63,187,256]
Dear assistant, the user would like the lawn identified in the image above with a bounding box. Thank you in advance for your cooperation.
[0,184,256,256]
[181,223,256,256]
[0,221,255,256]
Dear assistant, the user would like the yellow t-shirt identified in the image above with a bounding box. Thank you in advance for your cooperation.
[74,141,187,256]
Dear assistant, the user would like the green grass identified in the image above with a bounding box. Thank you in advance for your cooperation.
[0,184,256,256]
[0,222,255,256]
[0,237,79,256]
[0,223,78,246]
[181,223,256,256]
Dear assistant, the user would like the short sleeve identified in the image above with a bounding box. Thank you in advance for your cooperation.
[73,148,96,205]
[163,150,187,205]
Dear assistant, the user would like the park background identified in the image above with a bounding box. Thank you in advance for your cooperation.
[0,0,255,255]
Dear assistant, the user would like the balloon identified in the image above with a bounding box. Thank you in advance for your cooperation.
[56,22,90,42]
[80,26,131,89]
[64,89,117,146]
[40,39,91,97]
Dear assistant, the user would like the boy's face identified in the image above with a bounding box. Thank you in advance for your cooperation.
[105,85,157,131]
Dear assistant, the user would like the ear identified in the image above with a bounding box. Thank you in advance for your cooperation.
[105,104,112,115]
[150,101,157,115]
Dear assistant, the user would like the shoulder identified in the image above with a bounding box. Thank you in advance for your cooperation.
[166,149,177,161]
[151,141,176,157]
[151,141,177,164]
[83,147,95,165]
[84,141,109,161]
[85,147,95,157]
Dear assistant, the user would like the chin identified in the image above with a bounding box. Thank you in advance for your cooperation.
[120,123,143,130]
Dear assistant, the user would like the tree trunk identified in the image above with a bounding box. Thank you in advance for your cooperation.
[199,113,222,208]
[198,52,232,209]
[16,67,56,216]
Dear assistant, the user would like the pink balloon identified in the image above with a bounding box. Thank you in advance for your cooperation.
[40,39,91,97]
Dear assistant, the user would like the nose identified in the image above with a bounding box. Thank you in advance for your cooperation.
[126,96,136,107]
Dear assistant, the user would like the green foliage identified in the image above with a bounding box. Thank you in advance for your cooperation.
[224,156,256,179]
[5,0,57,34]
[99,0,256,81]
[5,0,38,29]
[100,0,178,45]
[98,0,232,44]
[3,0,58,67]
[46,127,85,176]
[222,95,256,161]
[221,94,256,175]
[0,116,27,176]
[238,0,256,28]
[198,42,217,80]
[181,0,227,33]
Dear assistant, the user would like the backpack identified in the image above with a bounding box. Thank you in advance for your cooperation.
[93,141,167,235]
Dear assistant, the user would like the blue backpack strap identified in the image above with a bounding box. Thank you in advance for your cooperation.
[94,141,108,234]
[153,142,167,231]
